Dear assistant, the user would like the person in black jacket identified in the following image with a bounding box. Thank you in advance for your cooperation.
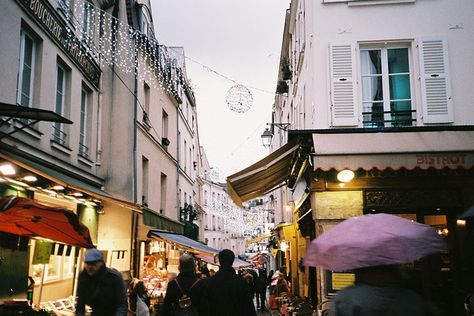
[76,248,128,316]
[162,254,209,316]
[207,249,257,316]
[255,269,268,310]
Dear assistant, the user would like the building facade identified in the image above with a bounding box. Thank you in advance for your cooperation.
[0,0,204,306]
[227,0,474,313]
[199,151,246,256]
[270,0,474,313]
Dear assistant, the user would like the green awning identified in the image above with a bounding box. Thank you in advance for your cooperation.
[142,208,184,234]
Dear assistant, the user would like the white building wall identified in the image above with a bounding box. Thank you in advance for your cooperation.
[300,0,474,129]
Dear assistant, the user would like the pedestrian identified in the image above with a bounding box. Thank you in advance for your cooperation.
[242,269,255,301]
[76,248,128,316]
[206,249,257,316]
[129,280,151,316]
[276,272,289,296]
[255,269,268,310]
[267,270,274,286]
[328,265,440,316]
[162,254,209,316]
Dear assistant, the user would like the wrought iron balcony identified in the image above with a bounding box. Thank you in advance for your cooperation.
[79,143,89,159]
[51,125,67,146]
[362,109,416,128]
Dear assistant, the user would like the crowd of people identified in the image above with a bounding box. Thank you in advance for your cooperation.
[76,248,282,316]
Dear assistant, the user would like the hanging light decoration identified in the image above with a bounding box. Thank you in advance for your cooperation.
[225,84,253,113]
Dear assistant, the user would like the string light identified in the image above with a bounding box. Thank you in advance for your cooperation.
[54,0,272,109]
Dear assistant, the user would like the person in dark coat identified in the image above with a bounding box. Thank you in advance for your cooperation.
[206,249,257,316]
[255,269,268,310]
[76,248,128,316]
[162,254,209,316]
[129,280,151,314]
[329,265,440,316]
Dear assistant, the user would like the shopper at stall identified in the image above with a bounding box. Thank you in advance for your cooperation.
[76,248,128,316]
[207,249,257,316]
[162,254,209,316]
[129,280,151,316]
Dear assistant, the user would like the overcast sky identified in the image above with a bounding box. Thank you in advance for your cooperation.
[152,0,290,179]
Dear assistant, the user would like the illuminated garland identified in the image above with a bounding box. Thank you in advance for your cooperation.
[60,0,186,96]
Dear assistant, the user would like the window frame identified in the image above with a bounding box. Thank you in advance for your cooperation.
[358,42,415,128]
[53,64,67,145]
[79,86,90,157]
[17,29,36,108]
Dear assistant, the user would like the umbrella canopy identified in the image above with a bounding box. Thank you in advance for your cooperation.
[0,195,93,248]
[304,213,447,272]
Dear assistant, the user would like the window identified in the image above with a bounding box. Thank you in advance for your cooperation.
[160,173,167,214]
[162,109,169,146]
[142,156,149,206]
[52,64,68,145]
[63,247,75,278]
[17,30,36,108]
[184,140,187,172]
[360,46,413,128]
[58,0,72,20]
[82,1,91,45]
[143,83,150,125]
[79,86,91,158]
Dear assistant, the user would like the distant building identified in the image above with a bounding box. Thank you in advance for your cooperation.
[198,149,246,255]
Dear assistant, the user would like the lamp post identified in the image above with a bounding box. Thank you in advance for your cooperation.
[260,123,291,148]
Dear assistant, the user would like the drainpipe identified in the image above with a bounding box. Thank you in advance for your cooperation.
[176,93,181,224]
[95,74,103,165]
[131,40,139,277]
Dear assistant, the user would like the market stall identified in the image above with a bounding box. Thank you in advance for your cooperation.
[141,230,221,307]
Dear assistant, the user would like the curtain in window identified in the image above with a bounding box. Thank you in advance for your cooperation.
[388,48,411,126]
[361,50,383,127]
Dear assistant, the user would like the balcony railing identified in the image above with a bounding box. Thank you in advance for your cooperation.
[362,109,416,128]
[79,143,89,159]
[51,125,67,146]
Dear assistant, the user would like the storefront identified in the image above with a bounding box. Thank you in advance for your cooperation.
[227,127,474,314]
[0,148,138,308]
[306,129,474,315]
[136,228,217,304]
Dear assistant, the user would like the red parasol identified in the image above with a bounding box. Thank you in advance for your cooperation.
[0,195,94,248]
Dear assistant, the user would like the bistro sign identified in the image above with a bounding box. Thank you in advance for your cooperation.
[16,0,101,88]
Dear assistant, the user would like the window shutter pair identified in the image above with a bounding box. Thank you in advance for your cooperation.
[329,39,453,126]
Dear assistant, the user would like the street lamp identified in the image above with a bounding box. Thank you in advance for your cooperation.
[260,123,291,148]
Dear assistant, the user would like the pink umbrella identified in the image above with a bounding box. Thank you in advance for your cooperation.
[304,213,447,272]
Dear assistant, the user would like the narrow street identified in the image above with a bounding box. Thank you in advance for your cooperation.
[0,0,473,315]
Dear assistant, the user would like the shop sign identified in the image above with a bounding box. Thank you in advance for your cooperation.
[32,240,53,265]
[415,153,472,167]
[15,0,101,88]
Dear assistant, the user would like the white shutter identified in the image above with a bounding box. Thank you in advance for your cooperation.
[419,39,453,123]
[329,43,358,126]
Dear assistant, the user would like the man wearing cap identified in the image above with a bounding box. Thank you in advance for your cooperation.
[76,248,128,316]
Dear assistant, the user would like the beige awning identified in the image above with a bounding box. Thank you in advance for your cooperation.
[246,233,271,246]
[312,130,474,171]
[313,152,474,171]
[227,141,300,206]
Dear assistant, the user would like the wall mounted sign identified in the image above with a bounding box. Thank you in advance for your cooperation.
[16,0,101,88]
